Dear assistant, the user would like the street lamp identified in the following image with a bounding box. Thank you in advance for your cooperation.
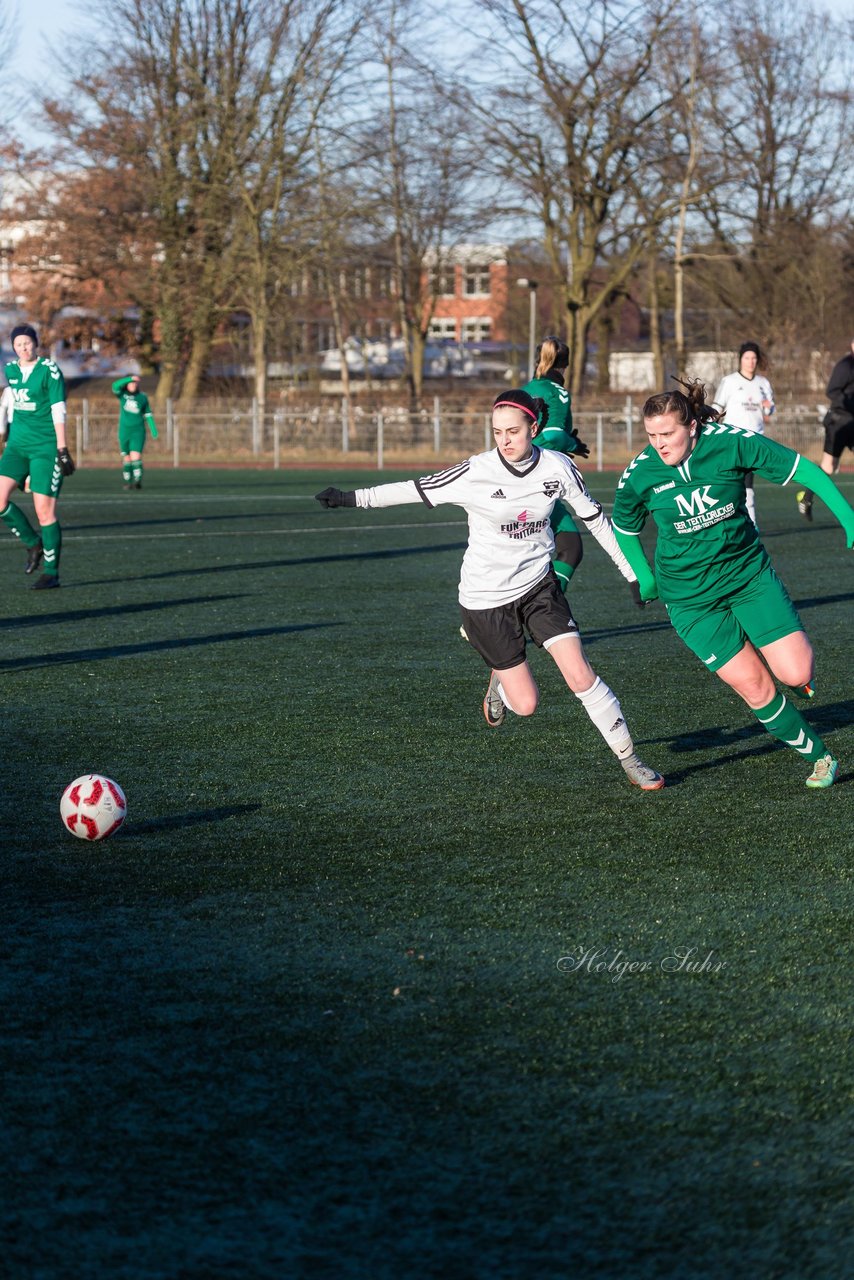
[516,278,538,381]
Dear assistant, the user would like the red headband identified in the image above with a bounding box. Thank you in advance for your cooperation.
[493,400,537,422]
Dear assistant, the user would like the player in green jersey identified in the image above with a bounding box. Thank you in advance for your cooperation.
[112,374,157,489]
[0,325,75,589]
[522,336,591,591]
[611,379,854,789]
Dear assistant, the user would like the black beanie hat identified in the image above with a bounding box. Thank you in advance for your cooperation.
[11,324,38,347]
[739,341,760,359]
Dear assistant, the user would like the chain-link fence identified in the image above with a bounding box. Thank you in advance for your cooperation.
[68,396,831,472]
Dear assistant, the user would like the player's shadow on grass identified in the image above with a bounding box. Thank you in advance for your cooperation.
[69,511,293,532]
[643,700,854,784]
[792,589,854,610]
[127,803,262,834]
[72,540,468,586]
[0,621,341,671]
[0,594,248,631]
[579,619,673,644]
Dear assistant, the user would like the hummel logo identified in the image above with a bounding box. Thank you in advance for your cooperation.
[490,489,506,499]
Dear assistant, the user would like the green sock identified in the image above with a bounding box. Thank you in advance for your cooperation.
[753,693,826,763]
[122,460,132,483]
[132,461,143,485]
[1,501,39,546]
[553,559,574,592]
[41,521,62,576]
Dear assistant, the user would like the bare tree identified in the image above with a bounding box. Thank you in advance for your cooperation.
[686,0,854,354]
[30,0,348,408]
[471,0,700,394]
[361,0,481,408]
[228,1,355,418]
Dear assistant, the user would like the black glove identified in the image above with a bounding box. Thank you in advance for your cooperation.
[573,438,591,459]
[629,580,646,609]
[315,486,356,508]
[57,447,76,476]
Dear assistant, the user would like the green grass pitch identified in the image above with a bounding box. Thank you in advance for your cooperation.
[1,468,852,1277]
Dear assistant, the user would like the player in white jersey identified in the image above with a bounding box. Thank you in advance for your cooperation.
[316,388,664,790]
[712,341,775,528]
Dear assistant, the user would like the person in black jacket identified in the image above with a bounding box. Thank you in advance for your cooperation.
[797,339,854,521]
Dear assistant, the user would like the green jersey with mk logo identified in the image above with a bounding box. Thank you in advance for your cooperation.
[3,358,66,453]
[612,423,800,606]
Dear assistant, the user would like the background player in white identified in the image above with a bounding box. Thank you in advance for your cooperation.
[316,388,664,791]
[712,341,775,528]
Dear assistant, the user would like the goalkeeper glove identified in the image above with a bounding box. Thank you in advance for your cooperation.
[629,580,646,609]
[572,437,591,459]
[57,447,76,476]
[315,487,356,508]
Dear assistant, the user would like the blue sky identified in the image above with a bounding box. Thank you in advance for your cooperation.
[10,0,853,144]
[12,0,854,79]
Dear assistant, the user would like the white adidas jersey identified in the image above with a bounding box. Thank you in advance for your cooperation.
[712,371,775,434]
[354,446,634,608]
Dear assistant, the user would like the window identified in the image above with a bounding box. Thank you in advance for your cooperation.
[463,263,491,296]
[461,317,491,343]
[428,318,457,340]
[375,265,394,297]
[428,266,455,296]
[311,323,336,352]
[351,267,369,299]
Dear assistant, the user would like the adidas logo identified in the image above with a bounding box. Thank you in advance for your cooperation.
[490,488,506,499]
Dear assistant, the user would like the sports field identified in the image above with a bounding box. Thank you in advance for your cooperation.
[2,468,852,1278]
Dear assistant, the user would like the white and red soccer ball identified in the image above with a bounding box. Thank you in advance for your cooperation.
[60,774,127,841]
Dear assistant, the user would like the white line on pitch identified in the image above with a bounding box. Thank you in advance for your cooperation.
[0,520,468,546]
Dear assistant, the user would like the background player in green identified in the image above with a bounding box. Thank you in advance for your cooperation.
[113,374,157,489]
[522,336,591,591]
[0,324,75,589]
[611,379,854,789]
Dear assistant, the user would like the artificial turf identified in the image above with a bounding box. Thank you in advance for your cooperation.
[1,468,852,1278]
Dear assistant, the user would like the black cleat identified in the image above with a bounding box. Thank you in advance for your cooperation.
[30,574,60,590]
[25,539,44,574]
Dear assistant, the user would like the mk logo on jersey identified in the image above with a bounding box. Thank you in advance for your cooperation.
[543,481,560,496]
[674,486,720,517]
[490,488,506,499]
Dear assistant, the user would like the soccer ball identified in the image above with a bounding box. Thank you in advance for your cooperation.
[60,774,127,841]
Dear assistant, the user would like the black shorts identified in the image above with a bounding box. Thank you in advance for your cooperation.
[823,413,854,458]
[459,570,580,670]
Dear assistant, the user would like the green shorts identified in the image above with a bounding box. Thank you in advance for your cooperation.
[665,562,803,672]
[119,428,146,454]
[0,444,63,497]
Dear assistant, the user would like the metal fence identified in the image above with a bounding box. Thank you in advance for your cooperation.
[71,395,831,471]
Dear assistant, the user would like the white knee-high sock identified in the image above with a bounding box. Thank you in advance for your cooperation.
[575,676,633,757]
